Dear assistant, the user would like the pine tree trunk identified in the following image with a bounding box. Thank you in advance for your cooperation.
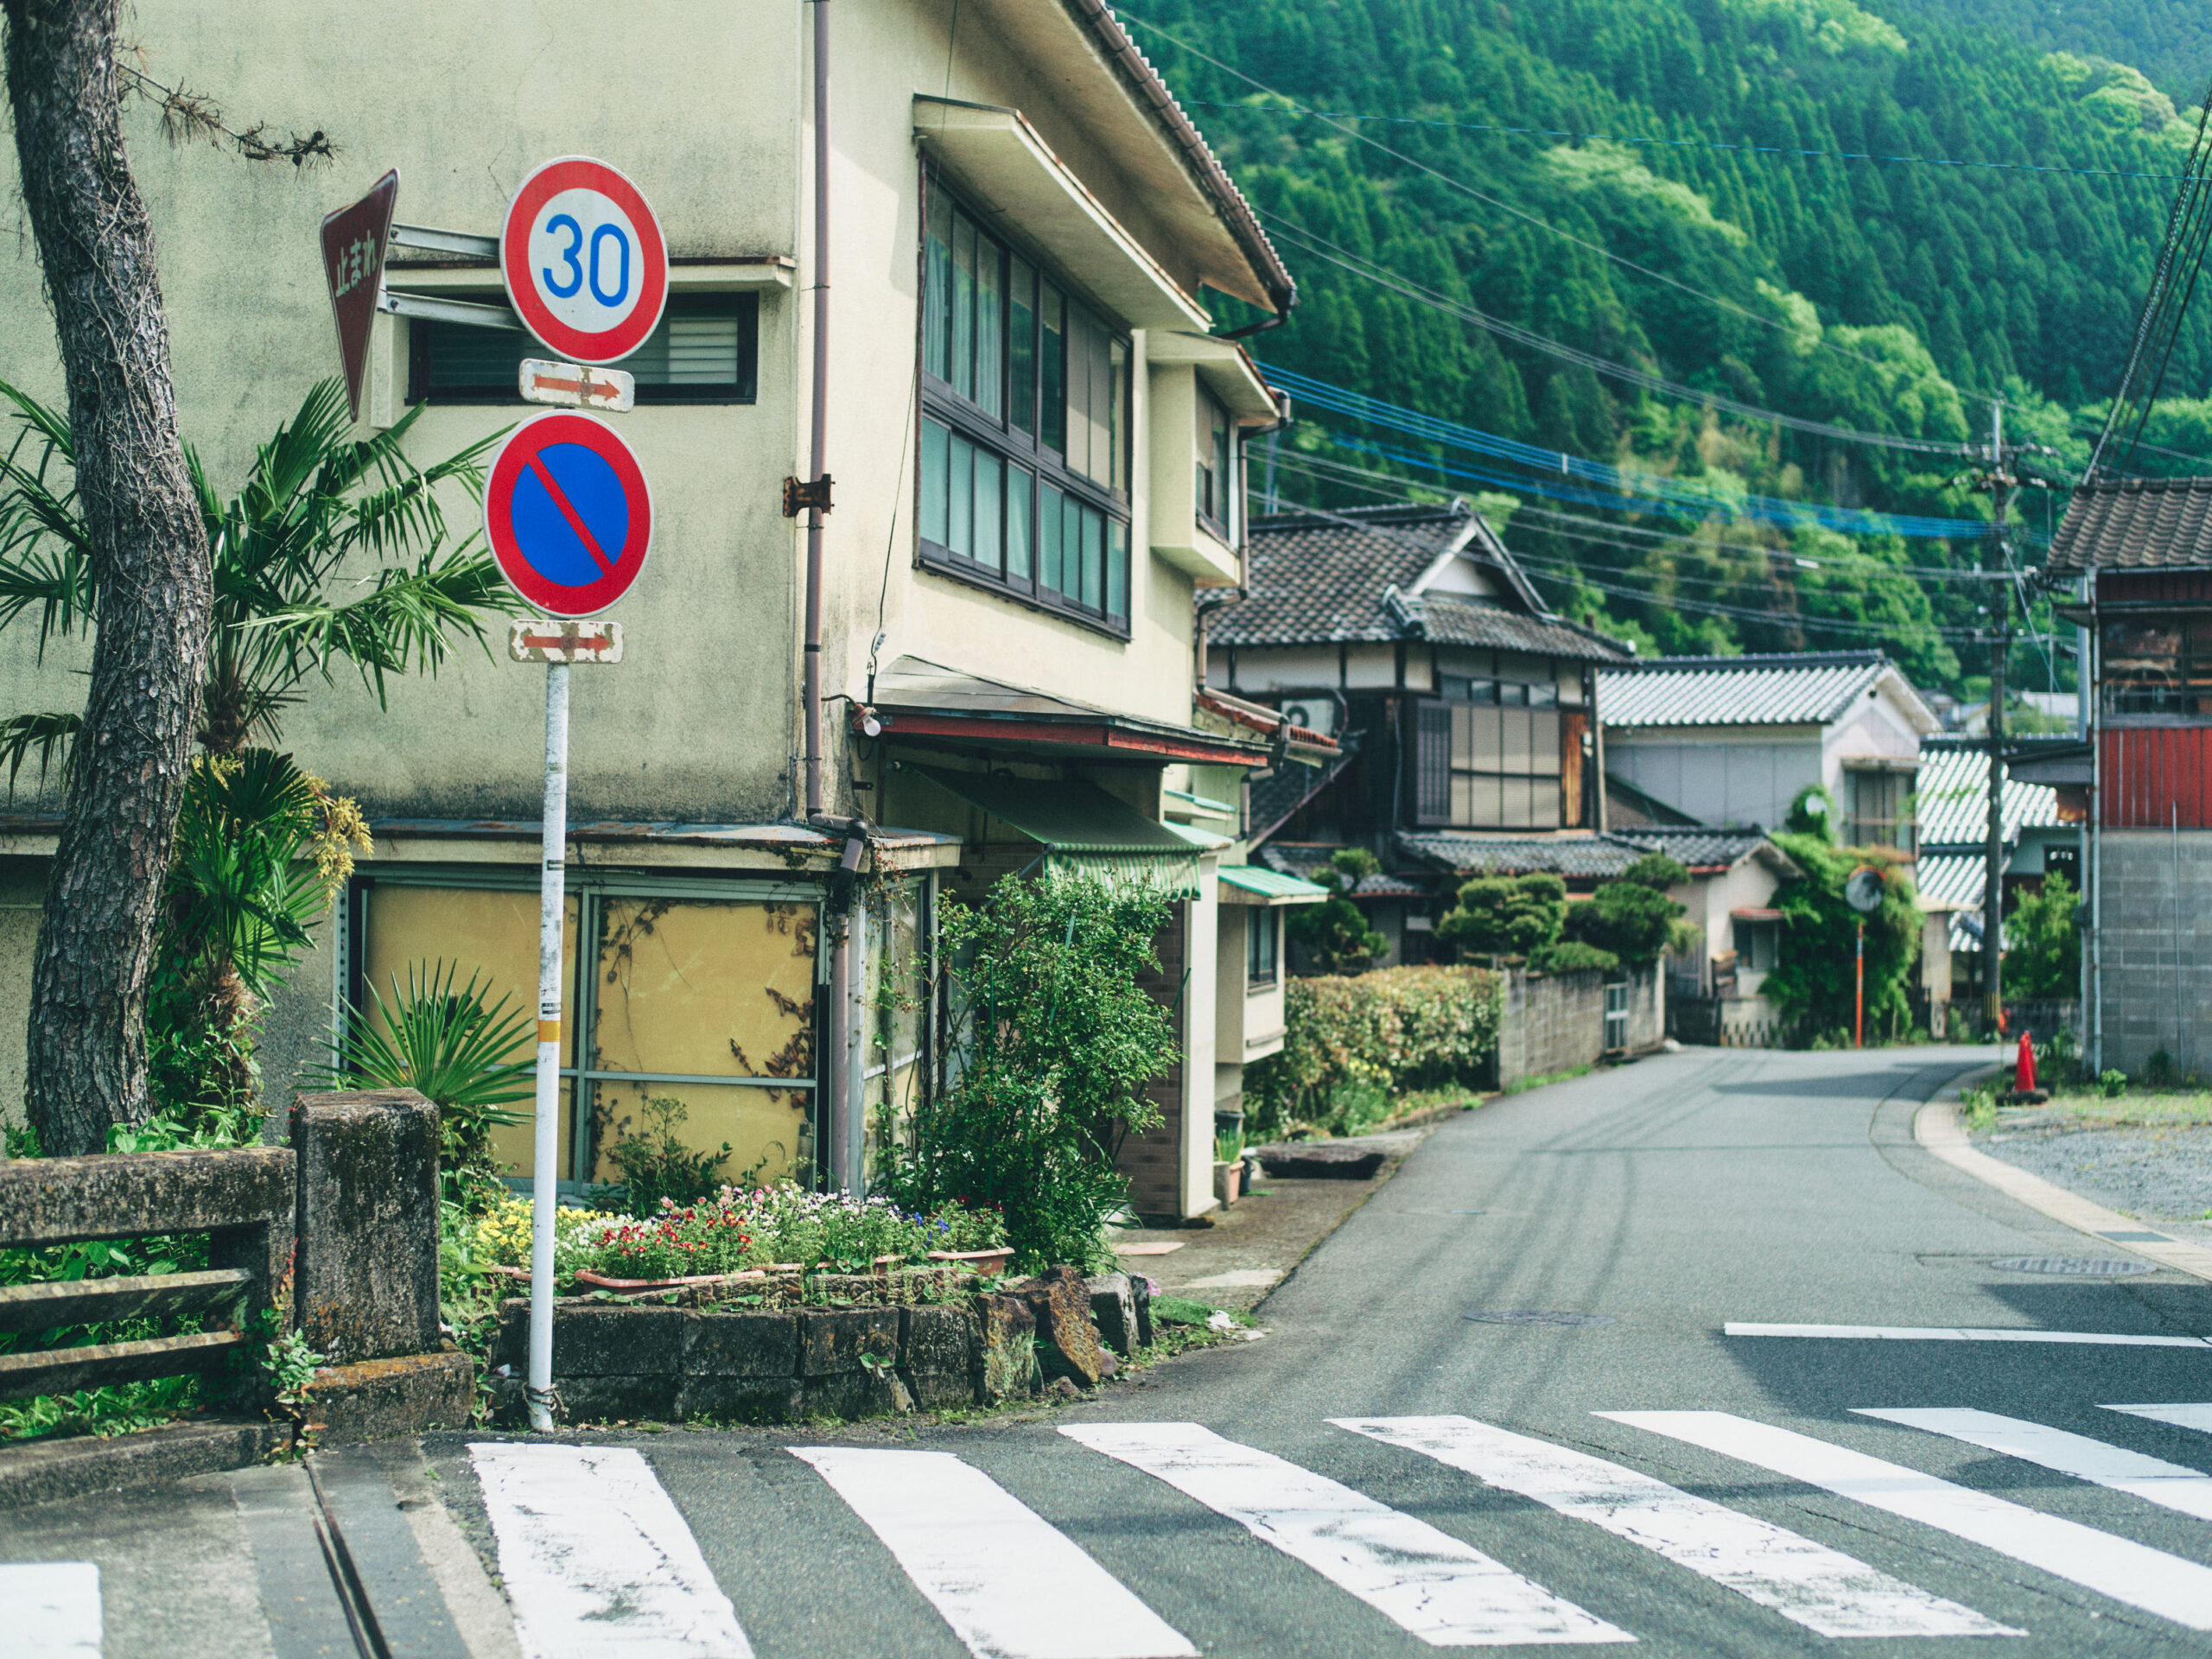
[5,0,213,1154]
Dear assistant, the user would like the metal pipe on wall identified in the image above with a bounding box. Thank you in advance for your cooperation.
[802,0,832,820]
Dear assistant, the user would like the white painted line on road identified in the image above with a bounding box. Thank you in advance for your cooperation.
[1914,1099,2212,1282]
[2104,1403,2212,1434]
[468,1442,753,1659]
[1061,1422,1632,1647]
[3,1562,100,1659]
[1726,1322,2212,1348]
[1336,1415,2016,1639]
[791,1446,1196,1659]
[1859,1408,2212,1522]
[1607,1411,2212,1632]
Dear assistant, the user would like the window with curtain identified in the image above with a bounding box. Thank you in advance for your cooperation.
[1410,683,1567,829]
[1246,908,1278,987]
[918,171,1132,633]
[1196,385,1232,537]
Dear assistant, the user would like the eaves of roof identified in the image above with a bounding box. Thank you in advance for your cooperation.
[2044,475,2212,578]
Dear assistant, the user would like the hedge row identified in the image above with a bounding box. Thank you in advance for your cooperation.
[1246,966,1503,1128]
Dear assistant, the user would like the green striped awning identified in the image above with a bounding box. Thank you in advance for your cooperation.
[919,767,1226,897]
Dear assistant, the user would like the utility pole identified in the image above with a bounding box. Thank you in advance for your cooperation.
[1984,402,2009,1038]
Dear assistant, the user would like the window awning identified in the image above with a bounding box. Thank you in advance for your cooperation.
[913,97,1210,331]
[1730,907,1783,923]
[1219,866,1329,906]
[918,767,1224,896]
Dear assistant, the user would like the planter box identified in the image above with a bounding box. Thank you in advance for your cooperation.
[1212,1160,1243,1206]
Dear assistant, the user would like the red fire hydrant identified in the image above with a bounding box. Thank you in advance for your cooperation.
[2015,1030,2037,1096]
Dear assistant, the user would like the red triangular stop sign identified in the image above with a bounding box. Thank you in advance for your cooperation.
[321,169,399,421]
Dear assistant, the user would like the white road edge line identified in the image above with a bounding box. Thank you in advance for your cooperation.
[1061,1421,1634,1647]
[1859,1408,2212,1522]
[1336,1415,2017,1639]
[2,1561,100,1659]
[1607,1410,2212,1633]
[1725,1323,2212,1348]
[1913,1097,2212,1282]
[791,1446,1196,1659]
[468,1441,753,1659]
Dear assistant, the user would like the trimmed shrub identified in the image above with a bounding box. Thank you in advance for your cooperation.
[1246,965,1503,1134]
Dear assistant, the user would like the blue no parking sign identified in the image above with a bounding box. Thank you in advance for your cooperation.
[485,412,653,617]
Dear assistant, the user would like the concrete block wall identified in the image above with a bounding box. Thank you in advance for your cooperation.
[1497,967,1609,1086]
[2095,830,2212,1077]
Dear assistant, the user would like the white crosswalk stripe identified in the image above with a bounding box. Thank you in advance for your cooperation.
[1606,1410,2212,1632]
[1335,1415,2016,1638]
[468,1442,753,1659]
[1061,1421,1633,1647]
[791,1446,1197,1659]
[1860,1408,2212,1522]
[3,1562,101,1659]
[2104,1402,2212,1434]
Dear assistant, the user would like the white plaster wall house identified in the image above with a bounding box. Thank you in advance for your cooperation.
[0,1,1322,1221]
[1599,652,1941,845]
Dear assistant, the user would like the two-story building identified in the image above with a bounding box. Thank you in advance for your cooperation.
[1205,499,1633,963]
[2044,476,2212,1076]
[0,2,1319,1220]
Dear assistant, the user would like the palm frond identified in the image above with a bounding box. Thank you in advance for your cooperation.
[0,711,80,797]
[319,959,536,1121]
[0,378,78,466]
[241,543,505,703]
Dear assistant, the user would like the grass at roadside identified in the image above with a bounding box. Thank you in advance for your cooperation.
[1963,1073,2212,1133]
[1501,1065,1592,1096]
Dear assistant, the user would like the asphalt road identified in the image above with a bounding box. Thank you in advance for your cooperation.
[17,1043,2212,1658]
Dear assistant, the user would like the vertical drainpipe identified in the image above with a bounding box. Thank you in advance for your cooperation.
[2089,575,2104,1075]
[801,0,855,1186]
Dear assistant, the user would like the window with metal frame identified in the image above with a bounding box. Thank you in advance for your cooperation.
[349,869,817,1195]
[1246,908,1278,987]
[2101,616,2212,719]
[410,292,759,404]
[918,171,1132,633]
[1410,692,1566,829]
[1196,385,1234,540]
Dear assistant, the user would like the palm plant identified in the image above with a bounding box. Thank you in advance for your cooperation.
[150,747,371,1122]
[317,960,537,1185]
[0,376,509,780]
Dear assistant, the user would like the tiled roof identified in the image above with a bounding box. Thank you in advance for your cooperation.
[1419,594,1628,658]
[1247,749,1355,843]
[1608,827,1779,874]
[1217,505,1467,645]
[1914,739,2062,848]
[1256,842,1427,896]
[1395,831,1643,880]
[1217,503,1627,662]
[1599,652,1916,729]
[1914,851,1992,953]
[2044,475,2212,576]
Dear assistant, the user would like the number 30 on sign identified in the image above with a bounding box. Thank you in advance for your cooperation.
[500,156,670,366]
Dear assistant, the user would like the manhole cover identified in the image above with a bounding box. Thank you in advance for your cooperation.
[1992,1256,2156,1277]
[1464,1310,1618,1325]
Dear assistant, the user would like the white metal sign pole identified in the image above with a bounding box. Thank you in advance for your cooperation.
[526,661,570,1433]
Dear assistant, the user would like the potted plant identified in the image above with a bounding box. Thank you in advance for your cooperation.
[1213,1130,1244,1205]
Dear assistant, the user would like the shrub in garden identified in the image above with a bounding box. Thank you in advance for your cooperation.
[1246,965,1503,1133]
[1562,853,1697,966]
[2005,872,2081,1001]
[1288,849,1388,975]
[1437,873,1567,959]
[874,873,1174,1270]
[606,1095,734,1216]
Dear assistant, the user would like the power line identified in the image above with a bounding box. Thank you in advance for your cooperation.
[1266,368,2005,537]
[1185,97,2192,184]
[1274,442,2012,579]
[1261,216,1974,456]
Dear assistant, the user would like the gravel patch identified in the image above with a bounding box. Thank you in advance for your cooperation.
[1974,1117,2212,1243]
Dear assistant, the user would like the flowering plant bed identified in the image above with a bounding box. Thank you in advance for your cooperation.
[473,1187,1008,1290]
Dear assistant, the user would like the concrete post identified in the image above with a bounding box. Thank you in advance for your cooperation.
[290,1088,442,1363]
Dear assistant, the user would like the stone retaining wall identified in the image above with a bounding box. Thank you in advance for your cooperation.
[493,1270,1151,1425]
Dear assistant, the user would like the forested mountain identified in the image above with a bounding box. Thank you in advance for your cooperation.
[1900,0,2212,104]
[1143,0,2212,692]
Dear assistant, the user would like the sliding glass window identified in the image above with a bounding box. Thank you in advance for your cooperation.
[918,172,1131,633]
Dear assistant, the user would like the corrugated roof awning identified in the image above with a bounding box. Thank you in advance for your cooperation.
[1219,866,1329,906]
[1730,906,1783,923]
[919,767,1219,896]
[868,656,1271,767]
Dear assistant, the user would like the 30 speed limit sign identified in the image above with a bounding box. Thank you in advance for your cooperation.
[501,156,670,365]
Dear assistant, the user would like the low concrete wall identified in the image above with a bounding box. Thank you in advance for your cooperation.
[1497,963,1661,1084]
